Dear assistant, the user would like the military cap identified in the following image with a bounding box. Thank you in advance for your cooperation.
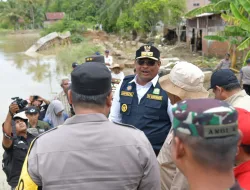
[71,62,111,96]
[135,45,160,61]
[172,99,238,138]
[85,55,105,64]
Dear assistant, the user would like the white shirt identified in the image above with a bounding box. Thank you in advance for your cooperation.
[104,55,113,68]
[109,75,173,123]
[111,72,125,81]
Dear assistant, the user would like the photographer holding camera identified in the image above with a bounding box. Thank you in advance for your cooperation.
[2,102,35,190]
[29,95,50,120]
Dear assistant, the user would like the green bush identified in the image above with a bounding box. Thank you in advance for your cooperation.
[70,34,84,43]
[41,18,84,37]
[56,40,104,75]
[0,22,11,29]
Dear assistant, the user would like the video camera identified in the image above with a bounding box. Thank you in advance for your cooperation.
[11,97,28,110]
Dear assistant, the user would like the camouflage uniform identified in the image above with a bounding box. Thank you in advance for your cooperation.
[171,99,242,190]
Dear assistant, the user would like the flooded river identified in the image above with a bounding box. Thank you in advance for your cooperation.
[0,32,65,189]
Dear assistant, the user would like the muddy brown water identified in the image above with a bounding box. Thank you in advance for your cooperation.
[0,32,64,189]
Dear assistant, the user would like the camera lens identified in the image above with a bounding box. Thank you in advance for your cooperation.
[19,100,28,109]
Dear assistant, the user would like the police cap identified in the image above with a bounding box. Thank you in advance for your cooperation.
[71,62,111,96]
[85,55,105,64]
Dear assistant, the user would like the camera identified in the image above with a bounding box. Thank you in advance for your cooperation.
[11,97,28,110]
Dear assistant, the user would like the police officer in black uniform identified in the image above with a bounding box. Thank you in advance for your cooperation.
[109,45,173,155]
[2,103,35,190]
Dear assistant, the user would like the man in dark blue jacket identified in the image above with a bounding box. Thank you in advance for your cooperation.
[109,45,173,155]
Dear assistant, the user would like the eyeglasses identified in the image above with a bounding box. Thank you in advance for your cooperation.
[137,59,156,66]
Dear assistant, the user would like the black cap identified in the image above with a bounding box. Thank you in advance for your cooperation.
[208,69,239,90]
[25,106,39,114]
[72,62,78,69]
[85,55,105,64]
[135,45,160,61]
[71,62,111,95]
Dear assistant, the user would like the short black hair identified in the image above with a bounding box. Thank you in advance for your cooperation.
[175,130,239,172]
[71,90,111,108]
[220,83,241,92]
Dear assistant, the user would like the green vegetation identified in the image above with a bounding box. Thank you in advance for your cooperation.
[0,0,186,37]
[185,0,250,67]
[56,40,103,75]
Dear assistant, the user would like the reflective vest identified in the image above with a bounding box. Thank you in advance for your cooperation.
[120,75,171,151]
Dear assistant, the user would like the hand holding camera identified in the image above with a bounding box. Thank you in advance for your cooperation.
[10,97,28,114]
[9,103,19,116]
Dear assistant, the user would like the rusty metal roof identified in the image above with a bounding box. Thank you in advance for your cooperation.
[45,12,65,20]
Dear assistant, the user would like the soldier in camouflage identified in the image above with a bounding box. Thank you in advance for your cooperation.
[171,99,242,190]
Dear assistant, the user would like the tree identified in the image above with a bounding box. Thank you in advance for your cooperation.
[0,0,24,30]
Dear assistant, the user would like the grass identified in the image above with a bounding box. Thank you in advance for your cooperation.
[0,29,12,35]
[56,39,104,75]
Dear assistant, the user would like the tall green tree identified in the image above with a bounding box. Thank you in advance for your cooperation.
[0,0,24,30]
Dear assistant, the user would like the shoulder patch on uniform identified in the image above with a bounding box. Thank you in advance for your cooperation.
[113,121,137,130]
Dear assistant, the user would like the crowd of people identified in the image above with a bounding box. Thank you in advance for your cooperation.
[2,45,250,190]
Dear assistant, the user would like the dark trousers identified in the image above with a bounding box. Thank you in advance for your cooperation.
[243,84,250,96]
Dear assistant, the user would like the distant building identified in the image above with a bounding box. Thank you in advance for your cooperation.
[186,0,211,12]
[186,13,229,57]
[44,12,65,27]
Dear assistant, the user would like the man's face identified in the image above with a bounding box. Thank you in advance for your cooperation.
[61,79,70,92]
[26,113,39,124]
[225,55,230,60]
[135,58,160,83]
[105,52,109,57]
[15,119,27,133]
[113,68,120,74]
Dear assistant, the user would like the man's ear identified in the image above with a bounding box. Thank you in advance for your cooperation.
[157,60,161,67]
[106,91,113,108]
[236,129,243,156]
[68,90,72,104]
[216,85,222,93]
[173,136,186,160]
